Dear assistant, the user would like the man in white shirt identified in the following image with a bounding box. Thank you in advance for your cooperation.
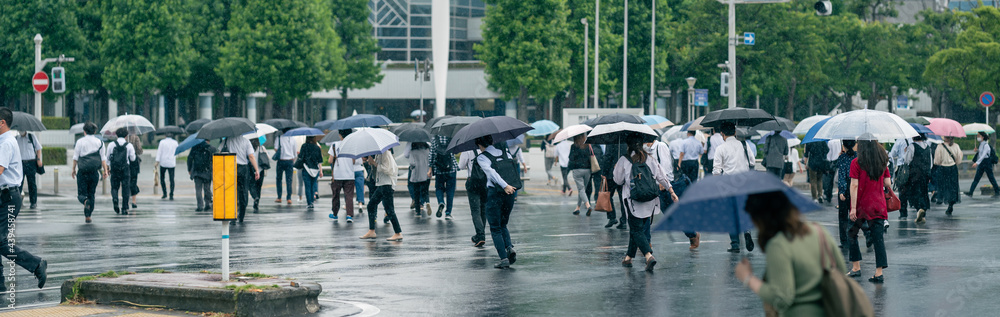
[822,139,842,203]
[966,131,999,197]
[72,122,108,223]
[155,134,179,200]
[274,131,297,205]
[328,133,360,222]
[475,135,520,269]
[107,127,137,215]
[555,140,573,195]
[0,108,47,292]
[221,136,260,224]
[15,130,42,209]
[712,123,756,253]
[702,130,724,177]
[677,131,703,181]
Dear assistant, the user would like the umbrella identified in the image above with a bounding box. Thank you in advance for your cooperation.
[314,119,337,131]
[294,121,308,128]
[751,117,795,132]
[757,131,800,146]
[792,115,831,135]
[155,126,185,135]
[551,124,594,143]
[391,122,426,134]
[681,116,707,131]
[801,117,831,144]
[642,115,674,130]
[320,131,342,144]
[101,114,156,135]
[263,119,298,130]
[283,127,326,137]
[186,118,210,134]
[963,123,995,135]
[586,122,658,144]
[337,128,400,159]
[662,126,706,144]
[11,112,45,131]
[506,134,525,147]
[328,114,392,131]
[410,109,427,117]
[423,115,454,132]
[527,120,560,136]
[242,123,279,139]
[909,123,933,135]
[700,108,774,128]
[813,109,918,142]
[198,117,255,140]
[397,128,432,143]
[903,117,932,125]
[653,171,821,234]
[926,118,965,138]
[582,113,644,127]
[69,123,85,135]
[431,116,482,138]
[446,116,533,153]
[174,133,205,155]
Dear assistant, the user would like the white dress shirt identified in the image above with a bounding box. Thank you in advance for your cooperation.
[668,140,682,160]
[612,155,671,218]
[330,142,359,180]
[155,137,179,168]
[648,141,674,182]
[713,136,755,175]
[555,141,572,168]
[276,135,297,160]
[73,135,107,163]
[0,131,23,187]
[975,140,991,165]
[221,137,254,165]
[706,133,725,159]
[15,133,41,161]
[106,138,137,163]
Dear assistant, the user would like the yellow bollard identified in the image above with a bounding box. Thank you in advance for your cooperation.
[213,153,237,282]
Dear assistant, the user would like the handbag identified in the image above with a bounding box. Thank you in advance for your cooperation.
[271,137,281,161]
[36,164,45,175]
[594,176,613,212]
[814,223,876,317]
[588,145,601,173]
[885,188,900,212]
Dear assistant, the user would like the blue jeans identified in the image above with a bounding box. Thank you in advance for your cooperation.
[354,171,366,204]
[486,186,515,259]
[303,174,318,205]
[275,160,294,200]
[435,172,457,215]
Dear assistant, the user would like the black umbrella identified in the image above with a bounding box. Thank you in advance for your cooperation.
[397,128,432,143]
[328,114,392,131]
[585,122,659,144]
[391,122,425,134]
[431,116,481,138]
[264,119,298,130]
[700,108,774,128]
[186,118,210,134]
[446,116,532,153]
[582,113,644,127]
[198,117,255,140]
[155,125,185,135]
[320,130,342,144]
[10,111,46,131]
[314,119,337,131]
[751,117,795,132]
[294,121,308,128]
[423,115,454,132]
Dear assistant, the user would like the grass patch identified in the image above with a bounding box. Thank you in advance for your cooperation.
[96,270,135,278]
[66,276,97,302]
[199,270,220,274]
[224,284,281,302]
[232,271,273,279]
[151,269,171,273]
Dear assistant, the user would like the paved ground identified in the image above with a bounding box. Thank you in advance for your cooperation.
[1,151,1000,316]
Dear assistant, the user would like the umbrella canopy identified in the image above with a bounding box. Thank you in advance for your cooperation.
[751,117,795,132]
[101,114,156,135]
[700,108,774,128]
[446,116,533,153]
[801,117,831,144]
[551,124,593,143]
[69,123,85,135]
[186,118,210,134]
[681,116,707,131]
[242,123,279,139]
[175,133,206,155]
[397,128,432,143]
[155,126,185,135]
[198,117,255,140]
[662,126,707,144]
[904,117,931,125]
[11,111,46,131]
[263,119,298,130]
[963,123,995,135]
[653,171,821,234]
[314,119,337,131]
[423,115,454,132]
[506,134,525,147]
[813,109,918,142]
[926,118,965,138]
[586,122,658,144]
[642,115,674,130]
[410,109,427,117]
[320,131,342,144]
[792,115,831,135]
[431,116,482,138]
[527,120,560,136]
[337,128,400,159]
[582,113,644,127]
[757,131,800,146]
[328,114,392,131]
[909,123,933,135]
[391,122,426,134]
[283,127,326,137]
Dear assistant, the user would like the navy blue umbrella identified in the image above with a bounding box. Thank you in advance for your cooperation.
[909,123,933,135]
[175,133,205,155]
[801,117,831,144]
[446,116,532,153]
[283,127,326,137]
[328,114,392,131]
[652,171,821,234]
[314,119,338,131]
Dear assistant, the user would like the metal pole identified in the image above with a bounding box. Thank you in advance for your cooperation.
[622,0,628,109]
[222,221,229,281]
[53,167,58,195]
[727,0,737,109]
[594,0,600,109]
[34,34,43,119]
[420,77,425,122]
[650,0,655,115]
[583,19,588,109]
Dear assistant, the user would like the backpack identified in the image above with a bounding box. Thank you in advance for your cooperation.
[629,161,659,202]
[989,144,999,165]
[482,149,522,190]
[109,141,130,173]
[190,144,212,173]
[465,150,488,193]
[434,147,454,172]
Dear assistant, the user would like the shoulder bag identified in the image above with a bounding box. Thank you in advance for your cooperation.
[594,176,612,212]
[885,187,900,212]
[589,145,601,173]
[271,137,281,161]
[814,223,876,317]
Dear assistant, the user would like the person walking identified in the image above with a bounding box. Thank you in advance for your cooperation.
[274,129,297,205]
[542,135,559,185]
[822,139,842,203]
[221,136,260,224]
[804,141,829,203]
[613,137,677,272]
[965,132,999,197]
[188,140,215,211]
[359,149,402,241]
[72,123,107,223]
[648,139,699,249]
[475,135,522,269]
[712,122,756,253]
[904,134,932,223]
[555,140,573,196]
[934,136,962,215]
[702,130,724,177]
[846,138,892,284]
[782,142,801,186]
[126,133,143,209]
[677,131,703,182]
[297,136,323,210]
[0,108,48,292]
[734,191,847,316]
[250,137,271,212]
[155,133,179,200]
[328,133,363,222]
[762,131,788,178]
[405,141,432,216]
[568,134,593,215]
[460,148,488,247]
[428,135,459,219]
[107,128,136,215]
[835,140,857,250]
[601,143,629,229]
[586,144,605,210]
[15,130,42,209]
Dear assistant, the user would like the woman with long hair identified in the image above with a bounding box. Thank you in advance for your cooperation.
[846,138,892,283]
[934,136,962,215]
[735,191,846,316]
[613,136,676,272]
[297,135,324,209]
[835,140,857,249]
[568,134,593,215]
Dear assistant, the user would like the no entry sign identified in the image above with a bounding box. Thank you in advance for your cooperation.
[981,92,995,108]
[32,71,48,93]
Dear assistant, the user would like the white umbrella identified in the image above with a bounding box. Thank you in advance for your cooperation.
[792,115,830,135]
[101,114,156,135]
[662,125,706,144]
[963,123,995,135]
[813,109,918,142]
[410,109,427,117]
[337,128,400,159]
[243,123,278,139]
[69,123,85,135]
[551,124,593,143]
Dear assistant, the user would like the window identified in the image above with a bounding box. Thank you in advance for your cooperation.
[450,30,467,40]
[410,4,431,15]
[451,0,470,5]
[378,27,407,37]
[451,17,467,28]
[379,39,407,49]
[411,50,430,61]
[471,8,485,17]
[411,16,431,26]
[411,39,431,49]
[410,27,431,37]
[451,6,469,17]
[378,50,407,61]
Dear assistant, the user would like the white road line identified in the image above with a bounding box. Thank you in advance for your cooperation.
[319,299,380,316]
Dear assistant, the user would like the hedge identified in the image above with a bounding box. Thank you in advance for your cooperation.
[42,147,66,165]
[42,116,70,130]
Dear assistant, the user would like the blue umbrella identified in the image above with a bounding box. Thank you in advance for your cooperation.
[653,171,821,234]
[909,123,933,135]
[527,120,559,136]
[283,127,325,137]
[175,133,205,155]
[757,130,798,145]
[506,134,525,147]
[314,119,337,130]
[326,114,392,131]
[801,117,831,144]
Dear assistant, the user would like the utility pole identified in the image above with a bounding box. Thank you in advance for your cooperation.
[582,18,589,109]
[594,0,600,109]
[622,0,628,109]
[727,0,736,109]
[649,0,655,115]
[34,34,75,119]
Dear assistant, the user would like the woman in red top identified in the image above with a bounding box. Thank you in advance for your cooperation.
[846,139,893,284]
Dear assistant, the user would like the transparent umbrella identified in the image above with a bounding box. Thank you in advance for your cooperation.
[813,109,918,142]
[101,114,156,135]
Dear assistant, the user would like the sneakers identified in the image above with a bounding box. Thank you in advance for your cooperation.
[307,204,314,210]
[726,247,741,253]
[424,203,432,216]
[330,215,339,221]
[915,209,926,223]
[445,214,453,220]
[946,205,954,216]
[507,247,517,264]
[494,258,510,269]
[346,216,353,223]
[436,204,445,218]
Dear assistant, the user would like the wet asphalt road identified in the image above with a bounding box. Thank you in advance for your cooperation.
[3,154,1000,316]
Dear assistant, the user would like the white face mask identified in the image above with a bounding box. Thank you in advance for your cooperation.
[979,137,984,142]
[643,144,652,152]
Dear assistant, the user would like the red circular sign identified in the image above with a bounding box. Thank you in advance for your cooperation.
[981,92,995,108]
[32,71,48,93]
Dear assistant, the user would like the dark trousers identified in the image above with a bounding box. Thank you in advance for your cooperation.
[435,172,457,215]
[368,185,400,233]
[76,170,99,217]
[702,159,714,177]
[21,161,37,205]
[486,186,515,259]
[625,212,653,258]
[587,172,602,202]
[110,170,131,211]
[330,179,356,217]
[849,218,887,268]
[822,168,835,201]
[680,160,699,182]
[837,193,851,248]
[195,178,212,210]
[560,167,571,192]
[409,180,430,207]
[236,164,251,222]
[252,170,266,202]
[160,167,175,198]
[659,189,696,239]
[129,163,140,195]
[969,164,1000,195]
[730,232,751,249]
[0,189,42,287]
[275,160,294,200]
[766,167,784,178]
[902,174,929,216]
[468,188,488,241]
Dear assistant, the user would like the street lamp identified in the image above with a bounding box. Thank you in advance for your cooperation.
[650,0,656,116]
[582,18,589,109]
[890,85,898,112]
[686,77,697,122]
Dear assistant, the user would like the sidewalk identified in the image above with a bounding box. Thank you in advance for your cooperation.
[0,304,196,317]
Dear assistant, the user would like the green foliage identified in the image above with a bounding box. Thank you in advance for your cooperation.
[328,0,383,98]
[151,269,171,273]
[41,116,70,130]
[925,6,1000,110]
[42,147,66,165]
[67,276,97,301]
[231,271,273,278]
[96,270,135,278]
[0,0,86,103]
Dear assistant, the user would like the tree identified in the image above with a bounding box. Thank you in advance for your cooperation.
[174,0,231,116]
[328,0,382,106]
[924,6,1000,111]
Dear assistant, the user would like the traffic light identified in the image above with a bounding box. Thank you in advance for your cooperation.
[51,67,65,93]
[720,72,730,97]
[815,1,832,15]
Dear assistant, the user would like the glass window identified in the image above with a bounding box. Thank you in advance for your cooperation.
[410,4,431,15]
[471,9,485,17]
[451,0,470,5]
[378,27,407,37]
[452,6,470,17]
[471,0,485,8]
[379,39,407,49]
[451,17,467,28]
[378,50,407,61]
[411,39,431,49]
[411,0,431,3]
[411,28,431,37]
[411,50,430,61]
[411,16,431,26]
[450,30,467,40]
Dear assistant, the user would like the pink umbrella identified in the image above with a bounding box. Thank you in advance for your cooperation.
[927,118,965,137]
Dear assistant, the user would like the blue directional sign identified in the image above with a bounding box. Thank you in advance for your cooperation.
[744,32,755,45]
[896,95,908,109]
[694,89,709,107]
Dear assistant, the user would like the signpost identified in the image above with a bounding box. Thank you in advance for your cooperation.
[743,32,755,45]
[896,95,908,110]
[32,71,48,93]
[694,89,709,107]
[981,92,994,125]
[33,34,75,119]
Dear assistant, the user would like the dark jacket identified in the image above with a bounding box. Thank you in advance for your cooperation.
[298,143,323,170]
[568,145,591,170]
[188,142,216,181]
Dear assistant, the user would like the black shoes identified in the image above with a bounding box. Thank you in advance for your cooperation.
[964,191,974,197]
[586,207,592,216]
[604,219,618,228]
[196,207,203,212]
[573,210,580,215]
[169,195,174,200]
[868,275,884,284]
[436,204,445,218]
[114,205,120,214]
[121,209,128,215]
[35,260,47,288]
[644,256,657,272]
[383,216,390,224]
[494,258,510,269]
[29,203,36,209]
[131,203,138,209]
[507,247,517,265]
[616,222,627,230]
[946,205,954,216]
[727,247,740,253]
[745,232,754,252]
[846,269,861,277]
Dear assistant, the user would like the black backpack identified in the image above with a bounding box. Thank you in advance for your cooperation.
[481,149,522,190]
[629,161,659,202]
[465,150,488,193]
[109,141,130,173]
[190,144,212,173]
[434,148,454,172]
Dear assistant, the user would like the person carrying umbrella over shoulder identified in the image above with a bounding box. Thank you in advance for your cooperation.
[614,134,676,271]
[72,122,108,223]
[188,140,216,211]
[15,129,42,209]
[0,107,48,293]
[220,136,260,224]
[155,133,179,200]
[359,147,402,241]
[965,131,999,197]
[107,127,136,215]
[475,135,522,269]
[712,122,756,253]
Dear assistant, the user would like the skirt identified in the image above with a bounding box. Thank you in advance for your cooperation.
[934,165,959,204]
